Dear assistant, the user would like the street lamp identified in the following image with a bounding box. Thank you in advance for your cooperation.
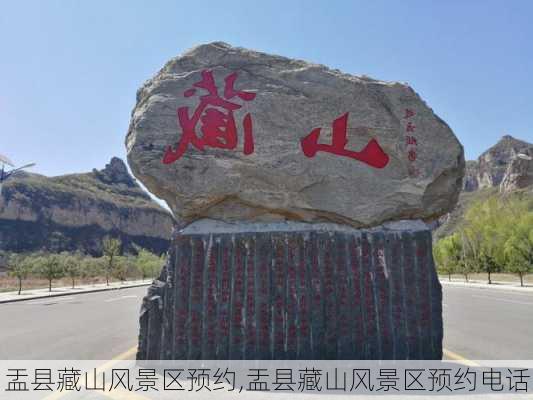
[0,153,36,193]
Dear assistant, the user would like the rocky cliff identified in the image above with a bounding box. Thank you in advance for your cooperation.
[0,157,174,255]
[434,135,532,240]
[462,135,532,192]
[499,146,533,193]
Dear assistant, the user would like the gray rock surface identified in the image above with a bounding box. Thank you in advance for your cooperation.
[127,42,464,228]
[463,160,480,192]
[0,157,173,255]
[137,223,442,360]
[500,146,533,193]
[463,135,532,192]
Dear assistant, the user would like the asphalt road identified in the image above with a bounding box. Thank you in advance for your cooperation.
[0,284,531,360]
[0,287,144,360]
[443,284,533,360]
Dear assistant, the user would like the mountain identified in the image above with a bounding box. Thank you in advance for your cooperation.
[434,135,532,240]
[500,146,533,193]
[462,135,532,192]
[0,157,174,255]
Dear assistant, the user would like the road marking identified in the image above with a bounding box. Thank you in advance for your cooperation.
[444,284,533,296]
[472,294,533,306]
[105,295,139,303]
[442,348,479,367]
[26,296,76,305]
[42,346,138,400]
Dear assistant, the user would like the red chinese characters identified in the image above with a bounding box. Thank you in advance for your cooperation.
[403,108,419,176]
[162,74,391,170]
[404,108,415,119]
[405,121,416,132]
[405,136,417,146]
[300,112,390,169]
[162,70,256,164]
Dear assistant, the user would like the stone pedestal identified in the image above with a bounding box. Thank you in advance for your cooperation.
[137,221,442,360]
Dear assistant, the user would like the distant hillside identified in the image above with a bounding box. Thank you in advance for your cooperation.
[463,135,531,192]
[0,157,174,255]
[435,135,532,240]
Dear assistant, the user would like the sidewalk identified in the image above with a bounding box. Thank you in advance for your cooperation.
[0,280,151,304]
[3,278,530,304]
[440,278,533,293]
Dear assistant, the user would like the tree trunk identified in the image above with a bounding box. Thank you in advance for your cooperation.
[49,279,52,292]
[488,270,492,284]
[106,274,109,286]
[18,278,22,295]
[72,278,75,289]
[519,273,524,287]
[448,273,451,281]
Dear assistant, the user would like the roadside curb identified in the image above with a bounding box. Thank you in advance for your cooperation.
[0,282,151,304]
[440,279,533,293]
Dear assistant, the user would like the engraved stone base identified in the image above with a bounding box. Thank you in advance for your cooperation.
[137,221,442,360]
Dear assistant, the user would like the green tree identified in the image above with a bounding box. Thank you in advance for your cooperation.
[135,248,163,281]
[504,214,533,287]
[124,255,139,280]
[80,256,105,280]
[462,201,491,282]
[452,230,475,282]
[34,254,64,292]
[102,236,121,286]
[439,193,532,285]
[60,252,82,289]
[112,256,132,282]
[7,254,35,295]
[434,234,462,281]
[461,197,513,283]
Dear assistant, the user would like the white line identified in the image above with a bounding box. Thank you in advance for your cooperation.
[26,296,76,305]
[471,294,533,306]
[443,283,533,295]
[104,295,138,303]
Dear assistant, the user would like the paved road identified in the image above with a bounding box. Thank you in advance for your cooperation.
[0,287,144,359]
[0,285,531,360]
[443,284,533,360]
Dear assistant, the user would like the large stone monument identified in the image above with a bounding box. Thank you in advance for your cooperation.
[126,42,464,359]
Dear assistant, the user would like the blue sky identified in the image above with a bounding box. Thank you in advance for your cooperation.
[1,0,532,176]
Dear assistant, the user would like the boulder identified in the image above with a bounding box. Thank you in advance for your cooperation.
[126,42,464,228]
